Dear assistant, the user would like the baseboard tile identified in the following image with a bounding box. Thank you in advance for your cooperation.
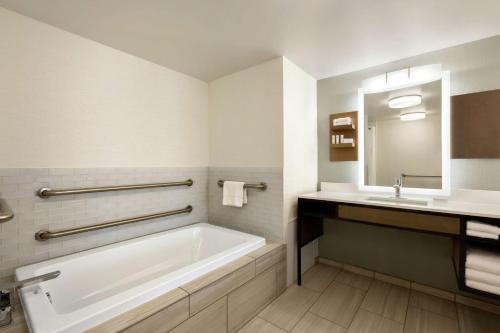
[455,295,500,316]
[343,264,374,278]
[411,282,455,302]
[317,257,344,269]
[374,272,411,289]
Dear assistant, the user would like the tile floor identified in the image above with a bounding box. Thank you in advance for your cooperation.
[237,264,500,333]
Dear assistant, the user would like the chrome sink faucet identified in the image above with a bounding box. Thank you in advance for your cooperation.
[393,177,402,198]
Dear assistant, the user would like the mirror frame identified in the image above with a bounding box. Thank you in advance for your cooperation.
[357,71,451,197]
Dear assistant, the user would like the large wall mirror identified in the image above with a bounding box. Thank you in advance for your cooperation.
[358,66,451,196]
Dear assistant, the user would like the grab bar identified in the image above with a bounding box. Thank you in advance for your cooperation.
[35,205,192,241]
[37,179,193,198]
[0,199,14,223]
[401,174,442,178]
[217,180,267,190]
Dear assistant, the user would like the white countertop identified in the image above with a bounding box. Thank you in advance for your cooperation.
[299,190,500,219]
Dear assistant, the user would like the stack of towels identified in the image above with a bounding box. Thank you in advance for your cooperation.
[333,117,352,126]
[466,220,500,240]
[222,181,247,207]
[466,248,500,295]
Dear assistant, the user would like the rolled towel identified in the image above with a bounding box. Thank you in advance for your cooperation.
[467,221,500,235]
[466,279,500,295]
[466,268,500,287]
[466,249,500,276]
[466,229,499,240]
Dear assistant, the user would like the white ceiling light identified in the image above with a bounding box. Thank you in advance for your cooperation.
[388,95,422,109]
[400,110,426,121]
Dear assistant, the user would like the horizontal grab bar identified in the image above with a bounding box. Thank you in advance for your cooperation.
[217,180,267,190]
[401,174,442,178]
[0,199,14,223]
[37,179,193,198]
[35,205,192,241]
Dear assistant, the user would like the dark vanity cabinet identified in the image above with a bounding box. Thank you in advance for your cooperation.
[297,197,500,300]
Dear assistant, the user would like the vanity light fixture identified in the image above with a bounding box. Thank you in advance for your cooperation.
[400,110,426,121]
[388,95,422,109]
[362,64,441,93]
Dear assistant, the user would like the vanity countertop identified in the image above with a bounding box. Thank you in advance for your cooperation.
[299,190,500,219]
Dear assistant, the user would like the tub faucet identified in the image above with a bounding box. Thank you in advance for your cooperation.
[0,271,60,328]
[393,177,402,198]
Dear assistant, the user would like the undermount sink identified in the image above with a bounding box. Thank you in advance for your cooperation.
[366,196,429,206]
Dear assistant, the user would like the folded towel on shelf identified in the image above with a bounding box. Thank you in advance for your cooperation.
[467,220,500,235]
[222,181,247,207]
[466,268,500,287]
[466,229,499,240]
[466,279,500,295]
[466,248,500,276]
[333,117,352,126]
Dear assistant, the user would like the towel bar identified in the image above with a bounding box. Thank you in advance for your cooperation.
[37,179,193,198]
[217,180,267,190]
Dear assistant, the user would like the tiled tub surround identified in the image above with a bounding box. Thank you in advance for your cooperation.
[208,167,284,242]
[88,243,285,333]
[0,167,207,278]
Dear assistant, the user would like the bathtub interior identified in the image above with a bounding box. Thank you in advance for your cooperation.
[18,224,262,315]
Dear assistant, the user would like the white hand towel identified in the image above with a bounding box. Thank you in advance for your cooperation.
[466,249,500,276]
[466,268,500,287]
[467,221,500,235]
[466,279,500,295]
[222,181,247,207]
[466,229,499,240]
[333,117,352,125]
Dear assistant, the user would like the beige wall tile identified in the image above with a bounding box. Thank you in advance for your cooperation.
[302,263,341,292]
[87,288,188,333]
[411,282,455,302]
[259,285,320,331]
[291,312,346,333]
[246,243,282,260]
[123,297,189,333]
[317,257,344,269]
[343,264,374,278]
[335,270,373,291]
[361,280,410,323]
[228,268,277,333]
[276,260,287,296]
[409,290,457,320]
[250,245,285,275]
[187,260,255,315]
[375,272,411,289]
[404,306,459,333]
[457,303,500,333]
[237,317,286,333]
[348,309,403,333]
[169,297,227,333]
[181,256,255,294]
[310,281,365,328]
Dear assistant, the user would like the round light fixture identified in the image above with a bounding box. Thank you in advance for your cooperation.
[388,95,422,109]
[400,110,426,121]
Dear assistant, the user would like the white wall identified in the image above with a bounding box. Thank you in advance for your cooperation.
[0,7,209,168]
[208,58,284,167]
[283,58,318,284]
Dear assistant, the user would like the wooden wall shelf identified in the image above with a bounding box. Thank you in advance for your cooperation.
[330,111,358,161]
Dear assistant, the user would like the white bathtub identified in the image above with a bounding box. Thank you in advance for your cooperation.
[15,223,265,333]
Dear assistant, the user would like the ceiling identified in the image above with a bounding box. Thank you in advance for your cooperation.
[365,80,441,122]
[2,0,500,81]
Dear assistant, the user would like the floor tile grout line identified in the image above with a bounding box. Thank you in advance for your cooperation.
[252,316,287,333]
[402,286,413,332]
[410,290,460,321]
